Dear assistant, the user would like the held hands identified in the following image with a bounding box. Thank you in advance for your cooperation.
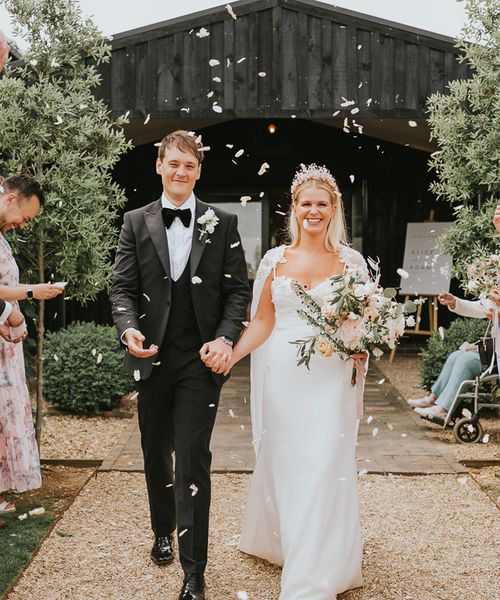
[123,328,159,359]
[7,306,24,328]
[351,352,368,372]
[438,292,456,309]
[200,338,233,375]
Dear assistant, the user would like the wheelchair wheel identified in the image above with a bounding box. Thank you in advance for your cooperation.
[453,417,483,444]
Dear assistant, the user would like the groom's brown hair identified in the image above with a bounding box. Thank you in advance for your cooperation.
[158,130,205,164]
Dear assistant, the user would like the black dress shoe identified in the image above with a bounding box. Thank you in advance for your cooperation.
[179,573,205,600]
[150,535,174,565]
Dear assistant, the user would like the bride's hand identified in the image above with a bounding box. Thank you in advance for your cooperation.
[222,358,236,376]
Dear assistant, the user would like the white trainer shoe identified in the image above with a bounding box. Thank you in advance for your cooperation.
[414,405,448,419]
[406,396,436,408]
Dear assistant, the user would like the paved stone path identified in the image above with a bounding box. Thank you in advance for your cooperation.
[100,358,466,475]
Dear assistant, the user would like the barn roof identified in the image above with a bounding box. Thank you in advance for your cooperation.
[95,0,468,151]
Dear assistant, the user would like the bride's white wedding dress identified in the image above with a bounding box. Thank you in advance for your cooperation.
[238,245,365,599]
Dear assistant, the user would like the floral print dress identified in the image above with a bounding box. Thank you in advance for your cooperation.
[0,233,41,493]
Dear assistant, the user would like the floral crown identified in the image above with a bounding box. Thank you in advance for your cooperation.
[290,163,338,196]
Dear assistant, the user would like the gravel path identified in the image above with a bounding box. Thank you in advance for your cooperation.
[8,472,499,600]
[40,415,132,460]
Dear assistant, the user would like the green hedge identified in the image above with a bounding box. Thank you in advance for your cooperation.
[44,322,133,414]
[419,317,490,390]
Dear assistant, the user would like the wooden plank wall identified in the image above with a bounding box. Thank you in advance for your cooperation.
[96,1,468,120]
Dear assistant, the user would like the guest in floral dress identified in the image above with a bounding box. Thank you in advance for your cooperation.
[0,175,64,515]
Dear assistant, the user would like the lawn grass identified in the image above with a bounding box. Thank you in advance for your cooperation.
[0,499,55,598]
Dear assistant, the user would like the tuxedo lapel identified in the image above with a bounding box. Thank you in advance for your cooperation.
[144,199,171,278]
[190,198,208,277]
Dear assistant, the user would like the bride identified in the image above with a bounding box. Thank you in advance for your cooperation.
[223,164,366,599]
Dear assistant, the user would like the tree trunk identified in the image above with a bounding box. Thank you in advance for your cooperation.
[34,239,45,450]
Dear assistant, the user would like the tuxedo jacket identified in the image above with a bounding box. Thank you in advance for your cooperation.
[110,196,249,379]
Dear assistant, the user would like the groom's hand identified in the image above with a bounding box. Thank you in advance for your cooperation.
[123,328,159,358]
[200,339,232,374]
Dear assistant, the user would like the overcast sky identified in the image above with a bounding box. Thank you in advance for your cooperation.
[1,0,467,44]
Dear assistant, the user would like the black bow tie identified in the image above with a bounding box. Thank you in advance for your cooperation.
[162,207,192,228]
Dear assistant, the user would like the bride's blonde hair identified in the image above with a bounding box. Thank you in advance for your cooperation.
[287,164,349,251]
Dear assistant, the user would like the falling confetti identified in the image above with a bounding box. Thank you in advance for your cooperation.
[235,149,245,158]
[179,528,188,537]
[229,409,235,417]
[196,27,210,38]
[438,326,445,340]
[212,103,223,113]
[462,408,472,419]
[207,91,214,98]
[237,57,246,63]
[230,241,240,248]
[351,107,360,114]
[482,434,490,443]
[349,175,355,183]
[377,378,385,385]
[192,276,202,284]
[332,110,340,117]
[226,4,237,19]
[367,415,374,424]
[372,428,379,437]
[189,483,199,496]
[340,97,355,107]
[143,293,151,302]
[224,274,232,278]
[54,115,63,125]
[97,353,103,364]
[408,120,418,127]
[358,468,368,477]
[144,114,151,125]
[133,370,141,381]
[53,354,59,362]
[367,98,373,107]
[258,162,270,176]
[209,58,220,67]
[226,143,234,148]
[258,71,267,77]
[397,268,409,279]
[213,76,221,82]
[18,513,28,520]
[240,195,251,206]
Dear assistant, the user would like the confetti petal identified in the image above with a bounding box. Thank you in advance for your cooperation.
[191,276,202,284]
[258,162,270,176]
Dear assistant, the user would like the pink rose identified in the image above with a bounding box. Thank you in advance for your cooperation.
[338,318,365,350]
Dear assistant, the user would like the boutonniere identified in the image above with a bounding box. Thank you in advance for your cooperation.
[197,208,219,241]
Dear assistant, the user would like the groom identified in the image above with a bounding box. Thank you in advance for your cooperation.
[110,130,248,600]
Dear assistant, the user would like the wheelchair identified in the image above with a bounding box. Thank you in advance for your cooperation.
[442,337,499,444]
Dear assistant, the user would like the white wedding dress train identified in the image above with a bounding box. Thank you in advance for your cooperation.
[238,246,364,599]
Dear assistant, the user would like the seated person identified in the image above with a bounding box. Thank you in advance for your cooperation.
[407,291,498,420]
[407,342,482,419]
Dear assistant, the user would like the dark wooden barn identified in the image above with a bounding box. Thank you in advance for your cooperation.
[69,0,469,324]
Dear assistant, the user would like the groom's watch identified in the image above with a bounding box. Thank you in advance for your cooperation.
[25,288,34,300]
[219,335,234,347]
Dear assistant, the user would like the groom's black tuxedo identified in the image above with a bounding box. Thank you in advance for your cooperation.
[0,299,7,322]
[110,196,249,575]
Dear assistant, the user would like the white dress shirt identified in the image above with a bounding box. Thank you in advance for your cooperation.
[162,193,195,281]
[0,301,12,325]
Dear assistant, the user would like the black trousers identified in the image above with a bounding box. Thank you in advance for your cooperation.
[136,343,221,574]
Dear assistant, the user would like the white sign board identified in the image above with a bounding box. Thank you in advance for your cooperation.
[399,222,453,295]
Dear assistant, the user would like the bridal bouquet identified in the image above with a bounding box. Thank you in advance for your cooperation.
[465,255,500,302]
[291,259,417,384]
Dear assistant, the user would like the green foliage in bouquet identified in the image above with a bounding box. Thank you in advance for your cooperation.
[0,0,131,441]
[44,322,133,414]
[427,0,500,282]
[419,317,490,389]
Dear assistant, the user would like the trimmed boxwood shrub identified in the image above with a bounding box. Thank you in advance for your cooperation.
[419,317,490,390]
[44,322,133,414]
